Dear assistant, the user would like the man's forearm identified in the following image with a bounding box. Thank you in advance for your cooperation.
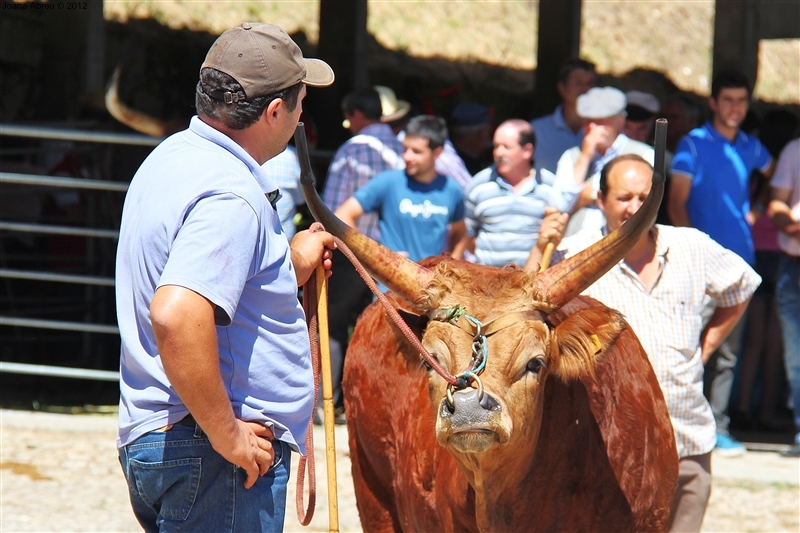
[524,245,544,272]
[447,222,467,256]
[668,203,692,227]
[700,300,749,363]
[768,199,795,232]
[572,153,592,186]
[451,235,475,260]
[151,286,238,445]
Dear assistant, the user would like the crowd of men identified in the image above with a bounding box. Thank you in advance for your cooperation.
[113,22,799,532]
[303,61,799,533]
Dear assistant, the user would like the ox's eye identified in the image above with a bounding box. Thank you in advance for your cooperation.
[420,357,432,372]
[526,357,546,374]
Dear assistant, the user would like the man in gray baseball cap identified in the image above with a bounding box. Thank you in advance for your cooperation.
[554,86,654,235]
[116,22,336,532]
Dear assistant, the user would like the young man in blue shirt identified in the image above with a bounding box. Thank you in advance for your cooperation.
[335,115,466,263]
[669,70,775,456]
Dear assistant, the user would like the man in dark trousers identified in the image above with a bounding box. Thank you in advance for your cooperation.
[320,88,404,421]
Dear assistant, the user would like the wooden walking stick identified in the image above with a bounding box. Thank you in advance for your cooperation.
[315,264,340,533]
[539,241,555,272]
[295,121,339,532]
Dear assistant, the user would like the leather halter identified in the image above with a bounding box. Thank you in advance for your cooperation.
[441,310,547,339]
[428,308,547,396]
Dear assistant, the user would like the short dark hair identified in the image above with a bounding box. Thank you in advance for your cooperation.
[342,88,382,121]
[599,154,653,196]
[195,68,301,130]
[405,115,448,150]
[557,58,597,85]
[665,93,700,121]
[711,70,751,99]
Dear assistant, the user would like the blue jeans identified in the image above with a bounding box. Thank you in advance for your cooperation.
[119,420,291,533]
[775,255,800,440]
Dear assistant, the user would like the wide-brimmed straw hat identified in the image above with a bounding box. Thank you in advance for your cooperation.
[375,85,411,123]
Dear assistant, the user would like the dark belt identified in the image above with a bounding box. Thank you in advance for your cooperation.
[176,413,197,427]
[172,414,275,440]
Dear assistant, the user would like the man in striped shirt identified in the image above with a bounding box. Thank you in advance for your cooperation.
[454,119,581,267]
[526,155,760,532]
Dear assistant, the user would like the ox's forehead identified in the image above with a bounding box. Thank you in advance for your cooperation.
[423,261,547,321]
[423,313,551,374]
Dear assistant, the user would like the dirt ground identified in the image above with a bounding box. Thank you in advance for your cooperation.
[1,408,798,533]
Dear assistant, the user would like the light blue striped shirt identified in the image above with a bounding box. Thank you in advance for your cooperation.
[464,166,580,267]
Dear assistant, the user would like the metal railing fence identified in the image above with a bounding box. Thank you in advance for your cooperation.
[1,123,333,384]
[0,124,145,381]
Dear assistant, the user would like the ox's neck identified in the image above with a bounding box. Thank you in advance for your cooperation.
[455,319,676,533]
[457,375,636,532]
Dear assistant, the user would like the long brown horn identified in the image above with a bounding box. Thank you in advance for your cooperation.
[537,119,668,310]
[105,67,171,137]
[294,124,433,306]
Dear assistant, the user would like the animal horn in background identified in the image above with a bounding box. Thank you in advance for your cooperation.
[294,124,434,307]
[537,119,668,310]
[105,67,172,138]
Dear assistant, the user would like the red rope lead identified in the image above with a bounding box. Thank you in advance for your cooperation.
[296,273,318,526]
[332,236,459,387]
[294,231,461,526]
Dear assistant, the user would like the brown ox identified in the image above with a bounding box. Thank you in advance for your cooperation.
[297,123,679,532]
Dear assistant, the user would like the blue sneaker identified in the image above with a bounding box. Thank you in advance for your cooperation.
[715,433,747,457]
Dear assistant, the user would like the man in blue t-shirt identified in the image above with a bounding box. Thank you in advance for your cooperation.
[669,70,774,457]
[335,115,466,263]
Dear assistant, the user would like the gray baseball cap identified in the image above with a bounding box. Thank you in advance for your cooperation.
[625,90,661,121]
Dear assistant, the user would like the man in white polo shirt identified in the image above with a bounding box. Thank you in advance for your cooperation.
[554,87,654,236]
[769,137,800,458]
[115,23,336,532]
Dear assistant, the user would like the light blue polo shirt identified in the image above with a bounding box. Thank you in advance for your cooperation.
[116,116,314,453]
[530,105,585,174]
[671,122,772,264]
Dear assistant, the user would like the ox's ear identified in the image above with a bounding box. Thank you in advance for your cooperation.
[381,292,428,341]
[548,307,627,382]
[395,308,428,341]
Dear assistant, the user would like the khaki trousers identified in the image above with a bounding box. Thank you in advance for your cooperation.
[668,452,712,532]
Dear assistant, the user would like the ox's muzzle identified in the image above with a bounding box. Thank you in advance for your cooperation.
[440,387,500,427]
[439,388,503,453]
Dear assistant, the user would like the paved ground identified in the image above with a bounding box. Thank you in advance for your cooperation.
[1,408,797,532]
